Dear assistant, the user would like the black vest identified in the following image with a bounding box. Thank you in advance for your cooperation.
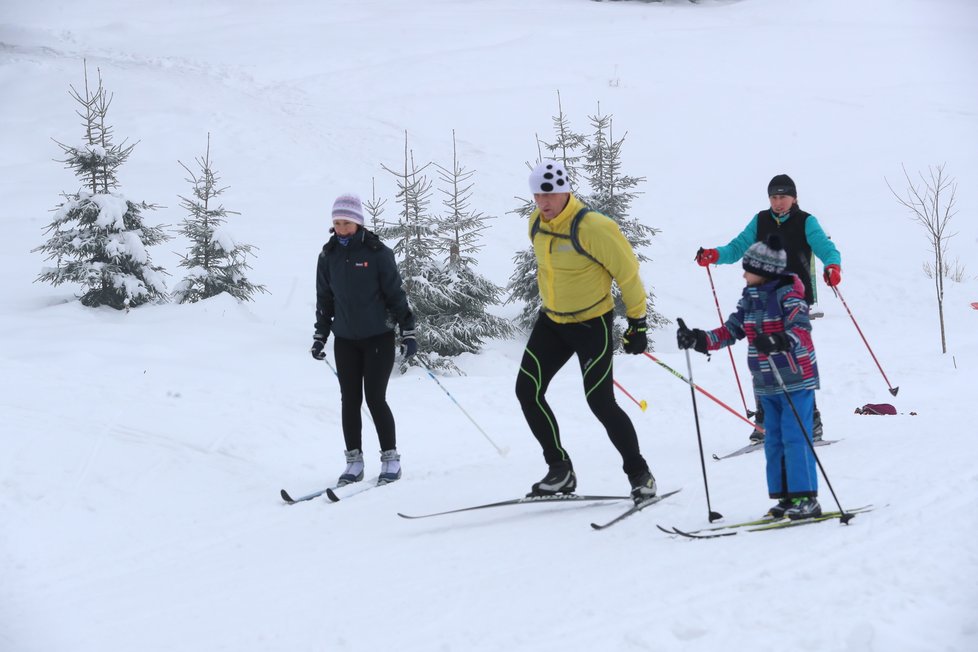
[755,207,815,304]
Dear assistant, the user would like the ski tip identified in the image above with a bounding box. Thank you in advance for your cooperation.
[711,454,721,461]
[325,488,341,502]
[280,489,295,504]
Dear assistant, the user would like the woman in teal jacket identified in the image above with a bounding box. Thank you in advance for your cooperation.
[694,174,841,443]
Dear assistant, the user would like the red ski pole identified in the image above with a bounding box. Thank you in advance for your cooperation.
[831,285,899,396]
[643,352,762,432]
[705,265,753,417]
[614,379,648,412]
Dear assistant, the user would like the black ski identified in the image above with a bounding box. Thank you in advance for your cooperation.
[712,438,839,461]
[589,489,682,531]
[397,493,630,520]
[657,524,736,539]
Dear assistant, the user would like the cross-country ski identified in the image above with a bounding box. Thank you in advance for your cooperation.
[590,489,682,530]
[397,493,630,520]
[280,487,330,505]
[659,505,875,539]
[712,438,838,461]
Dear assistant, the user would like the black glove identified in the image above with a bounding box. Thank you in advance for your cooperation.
[676,318,708,354]
[400,328,418,359]
[622,317,648,355]
[754,332,790,355]
[310,333,327,360]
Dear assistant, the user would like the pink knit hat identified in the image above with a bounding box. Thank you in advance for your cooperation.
[331,194,364,225]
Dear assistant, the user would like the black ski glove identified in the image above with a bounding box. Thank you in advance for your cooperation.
[676,318,708,354]
[754,332,790,355]
[310,332,328,360]
[400,328,418,359]
[622,317,648,355]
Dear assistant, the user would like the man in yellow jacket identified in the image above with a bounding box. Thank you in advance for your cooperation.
[516,160,657,505]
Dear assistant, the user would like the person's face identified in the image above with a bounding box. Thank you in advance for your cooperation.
[743,269,769,286]
[533,192,571,221]
[769,194,796,215]
[332,219,359,237]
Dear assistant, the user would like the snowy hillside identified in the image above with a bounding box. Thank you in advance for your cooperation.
[2,1,977,651]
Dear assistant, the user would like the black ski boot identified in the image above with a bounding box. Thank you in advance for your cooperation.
[785,497,822,520]
[628,470,657,505]
[765,497,793,519]
[812,408,824,442]
[528,462,576,496]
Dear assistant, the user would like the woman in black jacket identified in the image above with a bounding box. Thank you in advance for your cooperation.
[310,194,417,487]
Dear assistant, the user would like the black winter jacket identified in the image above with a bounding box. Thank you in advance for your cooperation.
[314,229,415,340]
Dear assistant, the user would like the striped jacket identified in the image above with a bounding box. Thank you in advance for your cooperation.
[703,274,819,396]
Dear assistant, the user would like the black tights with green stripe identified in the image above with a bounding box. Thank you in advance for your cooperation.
[516,311,649,479]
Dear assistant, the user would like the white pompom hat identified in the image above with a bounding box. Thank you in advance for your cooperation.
[528,160,570,195]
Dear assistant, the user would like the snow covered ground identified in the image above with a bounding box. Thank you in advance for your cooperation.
[2,1,977,650]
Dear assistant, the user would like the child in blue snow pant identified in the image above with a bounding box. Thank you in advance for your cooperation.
[678,234,823,519]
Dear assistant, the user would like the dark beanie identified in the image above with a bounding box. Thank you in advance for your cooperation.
[767,174,797,198]
[743,234,788,278]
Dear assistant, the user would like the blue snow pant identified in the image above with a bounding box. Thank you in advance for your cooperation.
[760,389,818,499]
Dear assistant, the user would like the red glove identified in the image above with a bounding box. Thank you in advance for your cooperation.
[695,247,719,267]
[823,264,841,287]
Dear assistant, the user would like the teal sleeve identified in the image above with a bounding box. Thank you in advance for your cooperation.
[716,215,759,264]
[805,215,842,267]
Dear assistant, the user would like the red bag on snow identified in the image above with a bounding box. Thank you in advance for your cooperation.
[854,403,898,415]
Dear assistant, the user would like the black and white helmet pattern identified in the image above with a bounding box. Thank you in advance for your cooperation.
[528,160,570,194]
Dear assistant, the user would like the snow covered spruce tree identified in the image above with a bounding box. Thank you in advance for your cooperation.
[34,63,169,309]
[362,177,388,231]
[380,132,458,373]
[172,134,266,303]
[503,195,542,330]
[582,106,667,338]
[429,131,513,354]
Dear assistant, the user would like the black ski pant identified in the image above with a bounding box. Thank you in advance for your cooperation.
[333,331,396,452]
[515,311,649,479]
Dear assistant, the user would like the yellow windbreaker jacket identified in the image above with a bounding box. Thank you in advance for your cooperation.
[529,193,647,324]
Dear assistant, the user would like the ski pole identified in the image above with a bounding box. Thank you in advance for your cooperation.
[643,352,763,433]
[418,358,509,457]
[614,379,648,412]
[705,266,753,417]
[831,286,899,396]
[684,348,723,522]
[322,356,374,424]
[768,359,853,523]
